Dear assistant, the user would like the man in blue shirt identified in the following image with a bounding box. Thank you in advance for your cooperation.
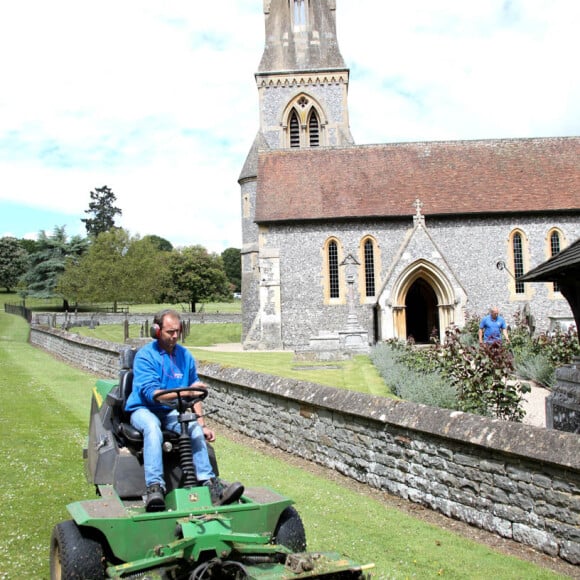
[478,306,509,345]
[125,309,243,511]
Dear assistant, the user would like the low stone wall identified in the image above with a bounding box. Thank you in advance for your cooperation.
[29,324,580,564]
[30,325,124,377]
[31,311,241,328]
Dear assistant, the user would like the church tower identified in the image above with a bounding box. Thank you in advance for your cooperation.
[239,0,353,349]
[257,0,353,150]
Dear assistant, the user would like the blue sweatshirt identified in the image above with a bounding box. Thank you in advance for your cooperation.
[124,340,200,413]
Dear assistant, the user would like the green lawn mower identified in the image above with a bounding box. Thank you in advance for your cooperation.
[50,351,373,579]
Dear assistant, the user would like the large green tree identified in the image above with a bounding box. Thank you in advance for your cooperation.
[221,247,241,293]
[163,245,230,312]
[142,234,173,252]
[58,229,168,310]
[82,185,122,237]
[20,226,88,309]
[0,237,29,292]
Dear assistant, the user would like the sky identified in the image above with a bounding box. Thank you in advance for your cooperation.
[0,0,578,252]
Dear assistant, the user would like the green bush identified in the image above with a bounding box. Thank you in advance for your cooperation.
[372,311,579,421]
[370,342,458,409]
[515,350,555,388]
[371,327,531,421]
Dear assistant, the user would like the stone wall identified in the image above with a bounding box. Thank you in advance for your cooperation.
[30,325,124,377]
[29,325,580,565]
[31,311,241,328]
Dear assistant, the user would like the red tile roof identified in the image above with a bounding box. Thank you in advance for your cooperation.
[255,137,580,222]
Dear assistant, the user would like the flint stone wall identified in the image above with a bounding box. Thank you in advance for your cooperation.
[28,325,580,564]
[31,311,241,328]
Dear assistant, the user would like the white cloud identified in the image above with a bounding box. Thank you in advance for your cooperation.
[0,0,578,251]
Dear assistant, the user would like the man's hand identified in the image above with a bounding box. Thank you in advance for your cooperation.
[202,426,216,442]
[187,380,207,396]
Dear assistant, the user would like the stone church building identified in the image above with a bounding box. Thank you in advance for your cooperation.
[239,0,579,351]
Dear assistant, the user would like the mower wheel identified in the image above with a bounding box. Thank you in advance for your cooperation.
[50,520,105,580]
[272,506,307,553]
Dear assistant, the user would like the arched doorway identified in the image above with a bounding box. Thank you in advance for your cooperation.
[380,259,465,343]
[405,277,439,343]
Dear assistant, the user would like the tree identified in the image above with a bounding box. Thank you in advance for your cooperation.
[221,247,241,293]
[18,238,40,255]
[82,185,122,237]
[58,229,169,310]
[142,234,173,252]
[163,245,230,312]
[0,237,29,292]
[21,226,88,309]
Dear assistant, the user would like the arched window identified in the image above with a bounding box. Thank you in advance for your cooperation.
[283,94,326,148]
[293,0,307,27]
[549,229,562,293]
[512,232,525,294]
[363,238,375,297]
[289,110,300,148]
[308,110,320,147]
[328,240,339,299]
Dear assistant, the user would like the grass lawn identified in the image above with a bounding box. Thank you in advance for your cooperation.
[0,311,570,578]
[71,322,392,396]
[1,292,241,315]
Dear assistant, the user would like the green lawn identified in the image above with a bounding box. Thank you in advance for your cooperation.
[71,322,392,396]
[1,292,241,315]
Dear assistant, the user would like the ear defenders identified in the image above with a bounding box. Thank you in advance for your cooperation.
[149,323,162,339]
[150,310,183,339]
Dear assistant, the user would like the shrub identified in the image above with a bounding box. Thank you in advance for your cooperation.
[514,350,555,388]
[370,342,458,410]
[371,328,530,422]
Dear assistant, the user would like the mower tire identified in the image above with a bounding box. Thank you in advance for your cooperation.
[272,506,307,553]
[50,520,105,580]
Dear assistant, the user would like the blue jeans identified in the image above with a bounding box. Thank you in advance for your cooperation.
[130,407,215,489]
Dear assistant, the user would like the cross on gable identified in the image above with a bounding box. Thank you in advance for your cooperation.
[413,198,425,226]
[414,198,423,217]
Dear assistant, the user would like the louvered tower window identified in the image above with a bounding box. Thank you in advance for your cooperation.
[293,0,307,26]
[364,239,375,297]
[550,230,561,292]
[308,110,320,147]
[289,110,300,148]
[513,233,525,294]
[328,240,339,298]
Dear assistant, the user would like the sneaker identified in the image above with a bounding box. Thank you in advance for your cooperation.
[145,484,165,512]
[204,478,244,506]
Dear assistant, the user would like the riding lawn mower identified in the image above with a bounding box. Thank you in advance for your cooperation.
[49,349,374,579]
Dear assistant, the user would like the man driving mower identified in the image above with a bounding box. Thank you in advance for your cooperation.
[125,309,244,511]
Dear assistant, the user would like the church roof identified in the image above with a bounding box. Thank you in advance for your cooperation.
[255,137,580,223]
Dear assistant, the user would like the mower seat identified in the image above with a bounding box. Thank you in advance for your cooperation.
[113,369,179,448]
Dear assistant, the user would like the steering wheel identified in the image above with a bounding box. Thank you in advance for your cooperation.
[153,386,208,410]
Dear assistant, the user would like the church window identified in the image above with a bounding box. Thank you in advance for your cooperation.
[289,110,300,148]
[308,110,320,147]
[284,94,326,148]
[364,239,375,297]
[549,229,562,293]
[292,0,307,27]
[512,232,525,294]
[328,240,339,298]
